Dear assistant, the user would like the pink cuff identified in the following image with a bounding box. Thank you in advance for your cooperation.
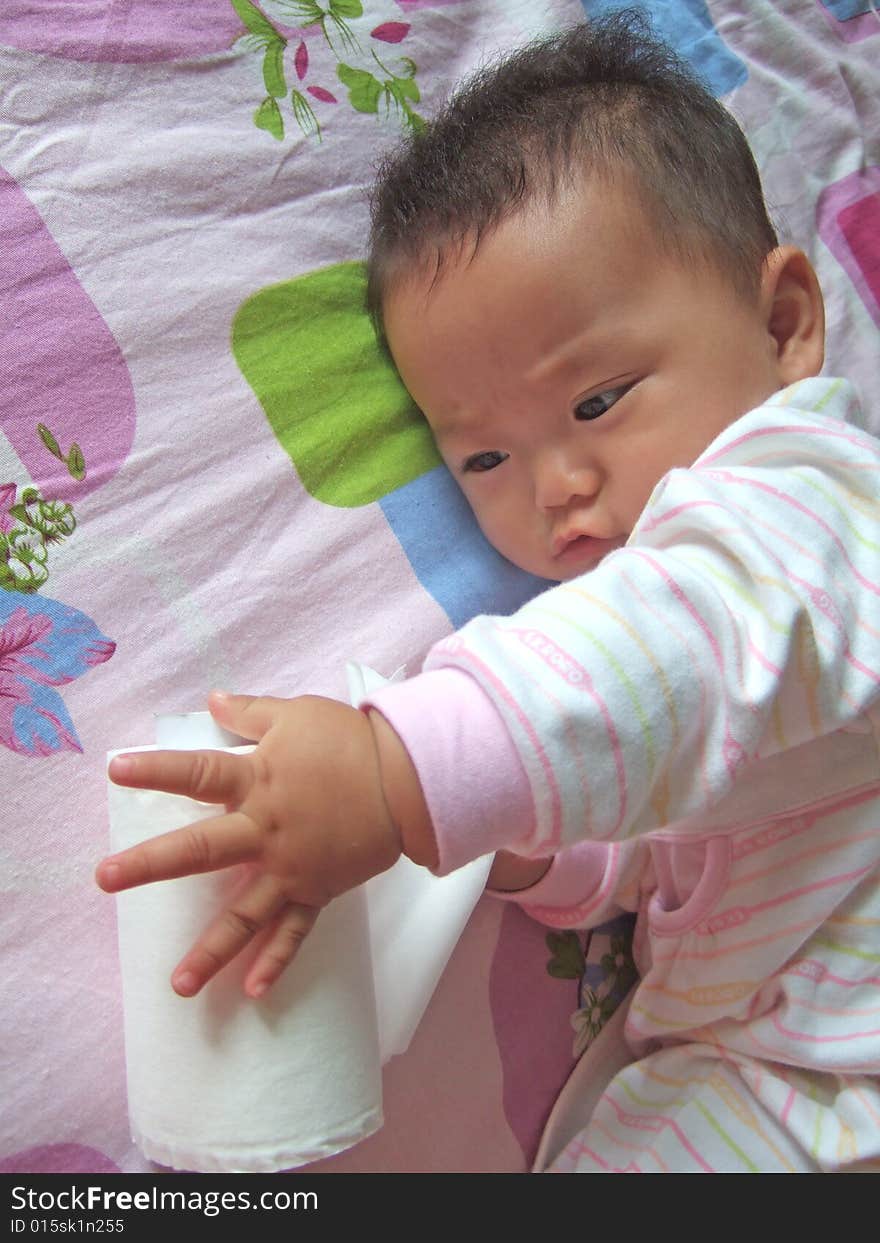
[364,668,535,875]
[488,840,611,911]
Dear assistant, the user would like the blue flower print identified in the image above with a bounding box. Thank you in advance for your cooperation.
[0,593,115,756]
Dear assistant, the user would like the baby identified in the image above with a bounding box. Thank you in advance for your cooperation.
[97,14,880,1171]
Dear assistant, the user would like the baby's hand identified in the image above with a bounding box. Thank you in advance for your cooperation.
[97,692,402,999]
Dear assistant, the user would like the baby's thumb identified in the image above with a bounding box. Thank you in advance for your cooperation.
[206,690,275,741]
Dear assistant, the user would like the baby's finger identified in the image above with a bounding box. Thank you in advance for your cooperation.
[107,747,253,806]
[171,873,289,997]
[95,810,260,893]
[244,904,321,999]
[208,691,291,742]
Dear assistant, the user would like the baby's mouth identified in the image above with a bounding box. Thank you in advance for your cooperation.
[551,530,625,567]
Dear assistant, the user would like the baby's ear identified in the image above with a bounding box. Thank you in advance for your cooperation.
[761,246,825,385]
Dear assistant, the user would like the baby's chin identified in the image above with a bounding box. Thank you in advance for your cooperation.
[497,551,560,583]
[503,557,580,587]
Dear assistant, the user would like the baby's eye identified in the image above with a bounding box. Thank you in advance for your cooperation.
[573,385,629,421]
[463,450,509,473]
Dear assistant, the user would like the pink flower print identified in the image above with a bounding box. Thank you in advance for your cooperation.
[0,592,114,756]
[0,483,15,534]
[294,39,308,80]
[307,86,337,103]
[808,585,843,630]
[371,22,410,43]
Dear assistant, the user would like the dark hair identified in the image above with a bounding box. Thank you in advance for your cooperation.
[366,9,778,334]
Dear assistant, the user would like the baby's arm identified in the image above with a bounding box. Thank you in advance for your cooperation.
[365,669,635,927]
[97,691,435,998]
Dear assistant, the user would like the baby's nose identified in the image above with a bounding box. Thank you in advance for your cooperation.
[534,451,602,511]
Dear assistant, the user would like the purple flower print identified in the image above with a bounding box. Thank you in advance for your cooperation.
[0,592,115,757]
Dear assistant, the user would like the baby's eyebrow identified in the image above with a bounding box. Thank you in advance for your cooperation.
[528,317,638,392]
[524,324,600,386]
[427,403,482,437]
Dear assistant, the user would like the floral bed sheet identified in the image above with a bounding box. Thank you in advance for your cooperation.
[1,0,877,1174]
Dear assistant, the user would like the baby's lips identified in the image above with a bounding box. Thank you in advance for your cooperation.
[551,527,617,558]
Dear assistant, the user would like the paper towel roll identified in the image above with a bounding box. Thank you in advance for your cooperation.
[107,750,382,1173]
[108,678,493,1172]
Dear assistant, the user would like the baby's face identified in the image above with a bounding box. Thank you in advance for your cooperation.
[384,176,786,581]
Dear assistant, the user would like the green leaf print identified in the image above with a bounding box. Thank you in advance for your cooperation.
[276,0,359,53]
[329,0,364,18]
[369,51,423,132]
[325,14,359,56]
[66,443,86,481]
[37,422,87,479]
[393,56,418,87]
[231,0,278,43]
[397,78,419,104]
[337,63,382,115]
[546,930,586,980]
[37,423,63,461]
[384,79,423,131]
[254,95,284,140]
[275,0,325,23]
[291,89,321,140]
[262,38,288,98]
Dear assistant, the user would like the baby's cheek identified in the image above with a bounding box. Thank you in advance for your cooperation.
[477,507,519,554]
[463,487,541,570]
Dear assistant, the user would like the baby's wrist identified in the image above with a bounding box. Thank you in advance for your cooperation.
[487,850,554,892]
[366,708,439,870]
